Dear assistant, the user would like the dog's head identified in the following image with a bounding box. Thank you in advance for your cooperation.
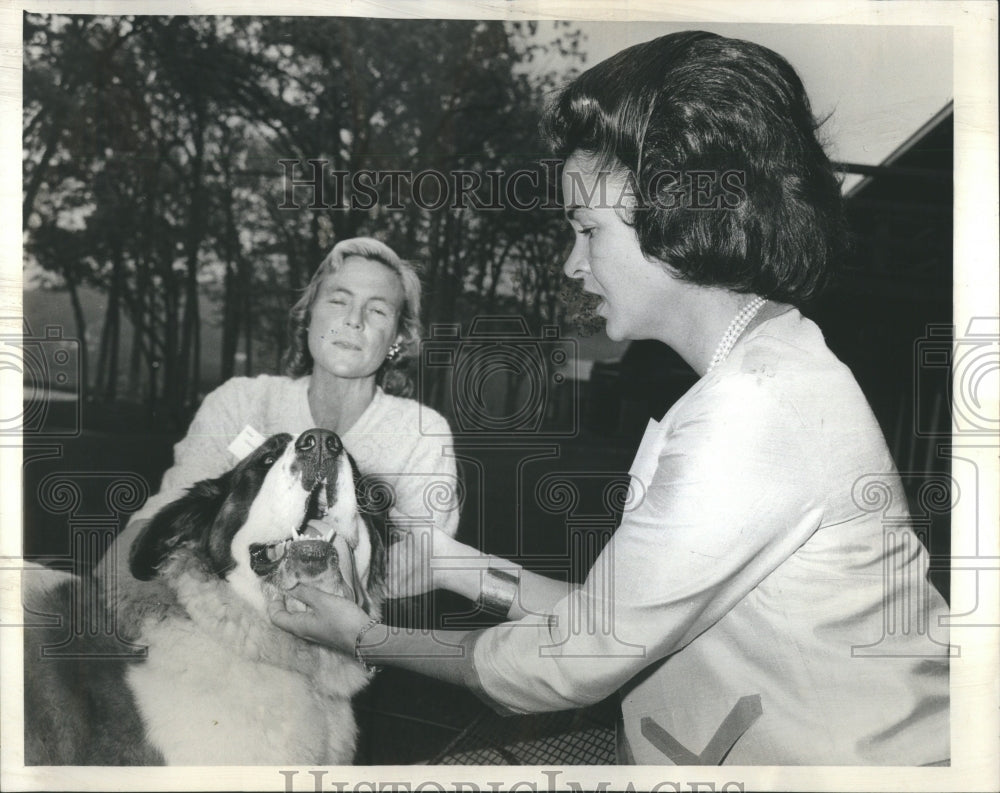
[129,428,387,618]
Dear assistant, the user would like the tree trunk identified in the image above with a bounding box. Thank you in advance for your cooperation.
[221,260,237,381]
[220,186,241,381]
[178,128,206,409]
[191,287,201,403]
[243,281,253,376]
[62,264,89,404]
[22,130,61,229]
[128,300,143,400]
[162,249,179,425]
[129,250,152,403]
[442,212,461,321]
[97,244,124,401]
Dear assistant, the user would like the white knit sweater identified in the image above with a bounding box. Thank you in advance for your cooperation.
[129,374,461,536]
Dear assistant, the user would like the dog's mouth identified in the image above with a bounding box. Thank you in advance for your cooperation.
[248,476,336,577]
[302,476,333,535]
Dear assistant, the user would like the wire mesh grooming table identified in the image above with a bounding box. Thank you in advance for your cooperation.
[431,700,618,765]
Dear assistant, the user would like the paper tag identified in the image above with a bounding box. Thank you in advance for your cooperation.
[227,424,267,461]
[628,417,667,488]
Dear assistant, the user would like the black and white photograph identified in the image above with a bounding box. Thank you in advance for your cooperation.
[2,1,997,791]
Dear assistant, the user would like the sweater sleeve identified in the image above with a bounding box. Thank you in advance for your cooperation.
[471,371,826,713]
[128,377,262,525]
[388,407,461,538]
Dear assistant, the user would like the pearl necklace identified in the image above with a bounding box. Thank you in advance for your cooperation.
[706,295,767,374]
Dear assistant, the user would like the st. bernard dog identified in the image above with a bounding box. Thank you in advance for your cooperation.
[23,428,388,765]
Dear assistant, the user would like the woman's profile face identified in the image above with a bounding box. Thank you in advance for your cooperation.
[561,152,685,344]
[307,255,405,381]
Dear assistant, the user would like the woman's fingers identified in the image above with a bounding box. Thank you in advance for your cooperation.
[268,585,371,654]
[286,582,327,609]
[267,584,331,640]
[267,597,309,632]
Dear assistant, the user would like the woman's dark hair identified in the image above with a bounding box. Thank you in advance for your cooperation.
[544,31,848,304]
[281,237,422,397]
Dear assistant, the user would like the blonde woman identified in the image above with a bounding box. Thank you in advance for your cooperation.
[100,237,459,607]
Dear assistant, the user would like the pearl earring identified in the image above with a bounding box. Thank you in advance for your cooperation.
[386,343,401,362]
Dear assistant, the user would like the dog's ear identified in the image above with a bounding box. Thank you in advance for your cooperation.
[353,464,393,550]
[350,459,391,613]
[129,477,229,581]
[360,510,388,610]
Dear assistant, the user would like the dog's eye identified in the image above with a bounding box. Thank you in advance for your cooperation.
[262,454,276,467]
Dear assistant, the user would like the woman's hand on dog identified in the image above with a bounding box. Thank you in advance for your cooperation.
[267,585,370,653]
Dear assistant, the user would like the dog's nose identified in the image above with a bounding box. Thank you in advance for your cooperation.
[295,428,342,456]
[285,539,337,577]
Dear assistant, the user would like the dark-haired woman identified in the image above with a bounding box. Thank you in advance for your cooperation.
[270,32,949,766]
[99,238,460,605]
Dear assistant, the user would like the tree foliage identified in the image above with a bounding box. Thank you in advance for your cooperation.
[23,15,585,426]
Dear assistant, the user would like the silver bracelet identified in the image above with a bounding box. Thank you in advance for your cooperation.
[354,617,383,675]
[477,564,521,617]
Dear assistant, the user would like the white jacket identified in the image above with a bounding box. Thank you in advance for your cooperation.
[471,310,949,765]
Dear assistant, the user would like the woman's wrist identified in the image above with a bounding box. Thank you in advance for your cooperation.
[427,532,485,600]
[440,556,523,615]
[477,561,522,617]
[438,565,484,601]
[355,619,390,667]
[354,618,386,673]
[409,532,525,612]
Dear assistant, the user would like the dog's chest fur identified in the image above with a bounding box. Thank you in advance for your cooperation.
[127,554,369,765]
[25,429,387,766]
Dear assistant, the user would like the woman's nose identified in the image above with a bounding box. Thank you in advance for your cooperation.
[562,237,589,279]
[343,306,363,328]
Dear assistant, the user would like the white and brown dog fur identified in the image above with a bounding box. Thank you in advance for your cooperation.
[23,428,387,765]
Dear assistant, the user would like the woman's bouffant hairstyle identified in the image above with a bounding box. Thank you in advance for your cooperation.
[544,31,849,304]
[282,237,422,397]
